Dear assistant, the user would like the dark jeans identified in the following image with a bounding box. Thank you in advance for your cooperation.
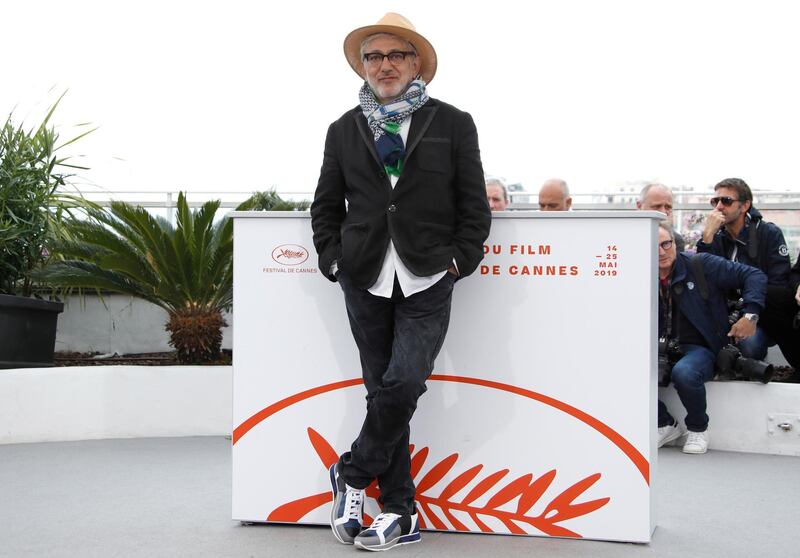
[336,271,455,515]
[658,344,716,432]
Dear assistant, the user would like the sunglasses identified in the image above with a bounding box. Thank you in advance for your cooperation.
[710,196,739,207]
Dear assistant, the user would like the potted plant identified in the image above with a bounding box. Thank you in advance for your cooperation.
[0,94,95,368]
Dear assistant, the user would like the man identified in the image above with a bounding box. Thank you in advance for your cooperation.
[794,252,800,304]
[656,222,766,454]
[695,178,793,363]
[756,247,800,375]
[637,183,685,251]
[485,177,509,211]
[538,178,572,211]
[310,13,491,551]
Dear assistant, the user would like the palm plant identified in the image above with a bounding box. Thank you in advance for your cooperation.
[35,189,310,364]
[35,192,233,364]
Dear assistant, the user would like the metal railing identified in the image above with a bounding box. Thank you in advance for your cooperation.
[65,187,800,259]
[73,189,313,211]
[70,186,800,212]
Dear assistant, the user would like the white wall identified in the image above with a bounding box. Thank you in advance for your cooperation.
[0,366,231,444]
[55,294,232,355]
[659,381,800,456]
[53,294,790,367]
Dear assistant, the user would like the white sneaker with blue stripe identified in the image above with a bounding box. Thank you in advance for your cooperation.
[329,463,364,544]
[354,511,420,551]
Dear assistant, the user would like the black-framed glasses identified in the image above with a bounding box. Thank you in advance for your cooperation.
[659,240,674,251]
[710,196,739,207]
[363,51,416,67]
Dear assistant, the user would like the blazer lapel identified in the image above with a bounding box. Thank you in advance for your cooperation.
[352,110,383,169]
[405,101,438,160]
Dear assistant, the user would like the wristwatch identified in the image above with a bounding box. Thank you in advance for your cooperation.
[744,313,759,323]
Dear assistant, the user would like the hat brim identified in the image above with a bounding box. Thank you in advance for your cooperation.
[343,24,437,84]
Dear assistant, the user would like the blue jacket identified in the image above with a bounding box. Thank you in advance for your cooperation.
[668,252,767,354]
[696,207,791,286]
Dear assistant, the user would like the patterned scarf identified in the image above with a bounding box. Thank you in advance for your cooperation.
[359,79,429,177]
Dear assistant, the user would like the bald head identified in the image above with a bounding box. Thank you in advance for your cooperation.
[637,183,674,219]
[538,179,572,211]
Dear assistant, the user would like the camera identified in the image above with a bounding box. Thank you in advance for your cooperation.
[715,344,774,383]
[657,337,683,387]
[726,298,745,325]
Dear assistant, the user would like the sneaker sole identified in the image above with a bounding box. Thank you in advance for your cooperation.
[354,532,421,552]
[329,465,355,545]
[682,445,708,455]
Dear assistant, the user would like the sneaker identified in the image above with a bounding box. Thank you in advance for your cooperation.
[682,430,709,454]
[658,422,686,448]
[354,511,421,552]
[329,463,364,544]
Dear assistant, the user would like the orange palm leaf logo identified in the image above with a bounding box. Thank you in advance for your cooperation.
[268,427,610,537]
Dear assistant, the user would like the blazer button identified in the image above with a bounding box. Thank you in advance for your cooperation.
[388,204,397,213]
[378,171,386,179]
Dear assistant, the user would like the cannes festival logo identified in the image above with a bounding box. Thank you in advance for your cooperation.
[271,244,309,266]
[232,375,649,538]
[268,427,609,537]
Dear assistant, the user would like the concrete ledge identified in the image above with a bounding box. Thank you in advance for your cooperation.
[659,380,800,456]
[0,366,232,444]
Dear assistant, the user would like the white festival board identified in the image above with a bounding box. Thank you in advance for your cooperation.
[232,211,661,543]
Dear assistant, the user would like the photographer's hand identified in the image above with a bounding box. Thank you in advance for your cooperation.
[702,210,726,243]
[728,317,756,341]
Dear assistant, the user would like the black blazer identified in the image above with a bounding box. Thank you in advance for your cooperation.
[310,98,492,290]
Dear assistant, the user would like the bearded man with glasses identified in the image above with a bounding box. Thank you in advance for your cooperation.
[310,13,491,551]
[696,178,796,369]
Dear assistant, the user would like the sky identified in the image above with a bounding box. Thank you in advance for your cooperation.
[4,0,800,198]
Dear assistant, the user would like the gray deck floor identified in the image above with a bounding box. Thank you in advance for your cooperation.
[1,437,798,558]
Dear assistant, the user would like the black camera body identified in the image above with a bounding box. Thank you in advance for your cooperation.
[657,337,683,387]
[715,344,774,383]
[727,297,745,325]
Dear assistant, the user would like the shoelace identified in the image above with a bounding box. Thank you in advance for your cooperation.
[366,512,400,532]
[344,487,364,520]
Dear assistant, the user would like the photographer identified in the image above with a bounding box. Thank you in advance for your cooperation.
[696,178,794,366]
[774,251,800,380]
[637,183,685,251]
[756,254,800,379]
[657,222,766,454]
[793,252,800,305]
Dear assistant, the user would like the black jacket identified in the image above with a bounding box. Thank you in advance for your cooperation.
[696,207,791,286]
[310,98,491,289]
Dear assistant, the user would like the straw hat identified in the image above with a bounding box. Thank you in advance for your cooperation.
[343,13,437,84]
